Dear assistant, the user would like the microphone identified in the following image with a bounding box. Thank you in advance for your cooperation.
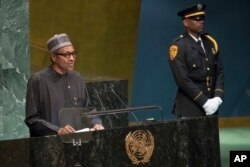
[94,89,113,128]
[94,89,105,111]
[109,86,139,122]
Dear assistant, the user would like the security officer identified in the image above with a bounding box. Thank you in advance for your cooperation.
[168,4,224,118]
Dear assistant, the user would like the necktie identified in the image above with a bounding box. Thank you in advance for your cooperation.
[197,40,202,46]
[197,40,205,53]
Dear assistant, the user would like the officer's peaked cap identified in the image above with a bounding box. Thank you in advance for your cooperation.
[177,4,206,19]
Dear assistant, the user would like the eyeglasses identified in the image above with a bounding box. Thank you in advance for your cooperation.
[54,51,78,59]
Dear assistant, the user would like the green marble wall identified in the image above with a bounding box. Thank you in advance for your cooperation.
[0,0,29,140]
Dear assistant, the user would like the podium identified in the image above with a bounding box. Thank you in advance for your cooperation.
[0,116,221,167]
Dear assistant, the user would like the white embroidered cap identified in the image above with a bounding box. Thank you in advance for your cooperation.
[47,33,72,53]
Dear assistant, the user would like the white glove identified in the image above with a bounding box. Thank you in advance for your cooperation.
[203,97,223,115]
[212,97,223,106]
[203,99,215,115]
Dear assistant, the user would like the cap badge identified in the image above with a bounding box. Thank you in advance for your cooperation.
[197,4,203,10]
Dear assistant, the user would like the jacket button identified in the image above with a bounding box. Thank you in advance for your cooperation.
[193,64,196,68]
[207,67,210,71]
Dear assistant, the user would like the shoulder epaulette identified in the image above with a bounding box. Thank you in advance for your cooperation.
[205,34,219,53]
[172,34,184,43]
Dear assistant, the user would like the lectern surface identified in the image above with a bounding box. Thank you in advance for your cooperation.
[0,116,220,167]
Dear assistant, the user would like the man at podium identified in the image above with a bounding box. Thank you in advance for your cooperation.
[25,33,104,137]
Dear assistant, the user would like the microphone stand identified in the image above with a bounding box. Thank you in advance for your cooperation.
[86,105,164,122]
[94,89,113,128]
[110,88,138,121]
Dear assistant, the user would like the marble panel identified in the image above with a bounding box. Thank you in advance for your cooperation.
[0,64,2,135]
[0,0,29,140]
[86,79,129,129]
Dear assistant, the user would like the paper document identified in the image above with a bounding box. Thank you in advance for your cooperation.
[75,128,90,133]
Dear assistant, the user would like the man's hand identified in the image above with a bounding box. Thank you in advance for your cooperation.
[212,97,223,106]
[203,97,223,115]
[203,99,215,115]
[90,124,104,131]
[58,124,75,135]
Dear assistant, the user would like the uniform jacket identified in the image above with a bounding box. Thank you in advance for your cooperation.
[169,32,224,117]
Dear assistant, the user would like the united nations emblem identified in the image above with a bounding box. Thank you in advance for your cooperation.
[169,45,178,60]
[125,130,154,165]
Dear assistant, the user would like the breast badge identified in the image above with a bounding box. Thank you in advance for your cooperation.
[125,130,154,165]
[169,45,178,60]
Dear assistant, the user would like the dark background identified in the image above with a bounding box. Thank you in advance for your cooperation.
[132,0,250,120]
